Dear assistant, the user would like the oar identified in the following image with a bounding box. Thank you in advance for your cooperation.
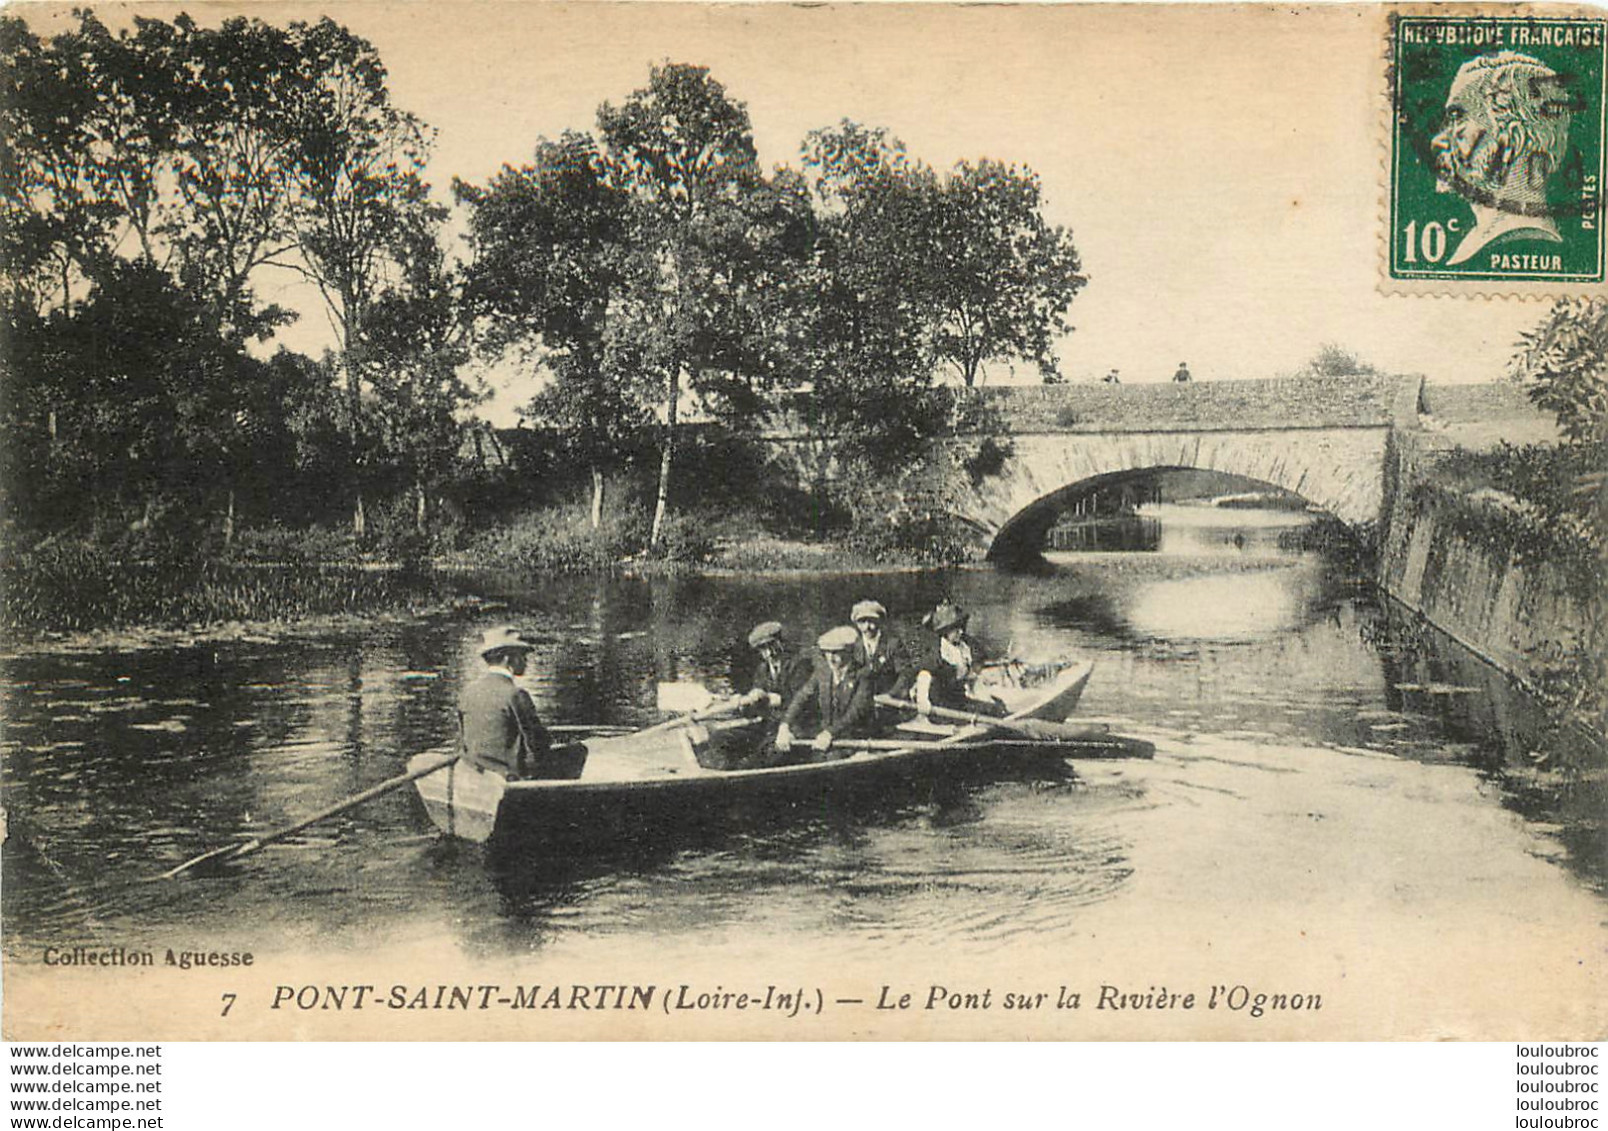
[874,694,1102,742]
[635,700,746,737]
[639,680,747,737]
[549,724,635,736]
[157,753,460,880]
[834,736,1154,759]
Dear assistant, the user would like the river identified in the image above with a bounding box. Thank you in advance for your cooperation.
[3,505,1604,1038]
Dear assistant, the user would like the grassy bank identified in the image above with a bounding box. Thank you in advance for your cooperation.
[440,500,979,574]
[1,542,434,637]
[1,502,978,639]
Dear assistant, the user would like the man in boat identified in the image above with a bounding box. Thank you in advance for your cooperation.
[896,603,1008,719]
[849,600,908,699]
[737,621,815,717]
[771,626,876,765]
[458,626,559,779]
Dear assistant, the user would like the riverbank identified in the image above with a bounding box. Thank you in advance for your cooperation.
[0,521,959,645]
[1379,430,1605,739]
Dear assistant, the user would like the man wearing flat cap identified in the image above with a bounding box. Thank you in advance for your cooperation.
[458,625,556,779]
[738,621,815,717]
[773,626,875,765]
[848,599,909,701]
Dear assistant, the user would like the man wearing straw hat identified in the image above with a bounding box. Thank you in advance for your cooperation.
[459,626,556,779]
[772,626,876,765]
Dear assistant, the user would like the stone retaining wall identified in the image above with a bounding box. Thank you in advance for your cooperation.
[1378,431,1597,694]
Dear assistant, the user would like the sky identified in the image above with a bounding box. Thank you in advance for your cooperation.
[17,2,1566,424]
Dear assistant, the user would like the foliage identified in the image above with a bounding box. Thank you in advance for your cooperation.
[1300,343,1381,377]
[0,538,414,634]
[1507,298,1608,735]
[0,10,470,549]
[926,159,1086,387]
[450,499,717,573]
[1407,449,1600,599]
[1512,297,1608,449]
[596,63,812,546]
[2,35,1093,629]
[798,123,1085,392]
[457,131,650,517]
[1412,440,1605,737]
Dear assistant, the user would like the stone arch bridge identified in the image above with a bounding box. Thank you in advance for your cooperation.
[768,374,1430,558]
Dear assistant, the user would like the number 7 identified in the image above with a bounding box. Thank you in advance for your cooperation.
[220,993,237,1017]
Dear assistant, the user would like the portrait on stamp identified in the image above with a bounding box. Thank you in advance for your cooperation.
[1391,15,1607,283]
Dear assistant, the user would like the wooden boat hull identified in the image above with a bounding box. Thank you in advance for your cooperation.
[410,660,1094,846]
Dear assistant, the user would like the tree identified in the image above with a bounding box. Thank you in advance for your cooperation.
[797,122,946,471]
[0,12,169,314]
[597,62,809,549]
[1,11,455,548]
[926,160,1085,387]
[10,261,254,529]
[160,15,302,342]
[458,132,647,527]
[1513,297,1608,450]
[1508,298,1608,736]
[280,17,439,537]
[360,211,477,539]
[1302,343,1380,378]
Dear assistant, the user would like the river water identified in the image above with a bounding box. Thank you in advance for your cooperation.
[3,505,1605,1037]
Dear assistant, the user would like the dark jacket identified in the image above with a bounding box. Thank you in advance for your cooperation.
[458,671,552,778]
[896,635,992,712]
[745,649,817,708]
[851,630,911,698]
[782,664,875,739]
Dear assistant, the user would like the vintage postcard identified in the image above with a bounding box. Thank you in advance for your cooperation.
[2,1,1605,1045]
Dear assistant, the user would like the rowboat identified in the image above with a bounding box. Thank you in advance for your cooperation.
[408,660,1095,847]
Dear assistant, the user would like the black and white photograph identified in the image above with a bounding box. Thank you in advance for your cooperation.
[1,1,1604,1055]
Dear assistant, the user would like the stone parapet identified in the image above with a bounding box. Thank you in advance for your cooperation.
[980,374,1410,433]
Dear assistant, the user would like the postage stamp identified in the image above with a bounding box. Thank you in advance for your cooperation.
[1388,11,1607,289]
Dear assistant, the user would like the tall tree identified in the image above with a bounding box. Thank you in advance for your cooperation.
[0,12,170,314]
[280,17,438,537]
[597,63,807,548]
[458,131,647,527]
[361,209,476,537]
[798,122,948,470]
[161,15,302,341]
[926,159,1085,387]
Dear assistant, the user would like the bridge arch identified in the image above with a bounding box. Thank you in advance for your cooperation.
[958,428,1390,559]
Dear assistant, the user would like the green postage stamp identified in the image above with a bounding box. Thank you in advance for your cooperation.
[1389,11,1607,287]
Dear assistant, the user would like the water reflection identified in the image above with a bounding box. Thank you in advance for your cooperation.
[1117,570,1309,642]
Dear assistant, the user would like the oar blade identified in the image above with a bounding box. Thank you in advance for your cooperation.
[656,680,714,714]
[157,842,244,881]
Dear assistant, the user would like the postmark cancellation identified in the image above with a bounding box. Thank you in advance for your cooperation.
[1387,8,1607,294]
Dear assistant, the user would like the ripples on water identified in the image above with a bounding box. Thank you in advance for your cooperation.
[2,507,1603,965]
